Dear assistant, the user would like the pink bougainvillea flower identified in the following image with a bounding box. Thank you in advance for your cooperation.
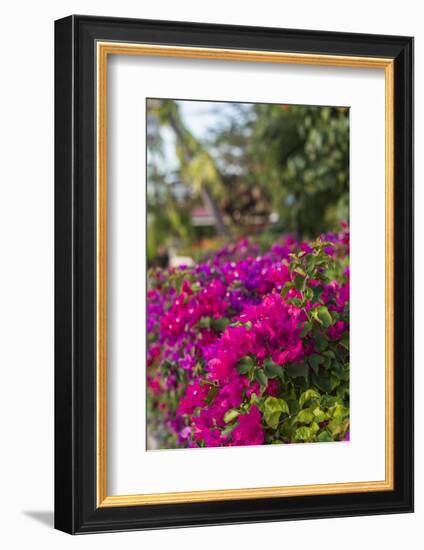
[266,378,280,397]
[177,380,209,415]
[146,222,350,448]
[328,321,348,341]
[231,406,264,446]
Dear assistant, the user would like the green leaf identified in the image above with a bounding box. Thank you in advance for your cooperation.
[308,354,324,374]
[315,306,333,327]
[329,404,349,419]
[285,362,309,382]
[264,411,282,429]
[331,361,349,381]
[211,317,230,332]
[263,397,289,429]
[221,423,237,437]
[336,382,349,399]
[312,407,328,423]
[328,416,344,436]
[296,409,315,424]
[310,421,320,434]
[294,274,304,290]
[330,374,340,390]
[340,334,349,350]
[255,369,268,387]
[320,395,339,408]
[236,356,254,374]
[281,281,294,298]
[305,287,314,301]
[314,333,328,352]
[294,426,312,441]
[299,388,321,408]
[198,316,212,329]
[312,372,336,393]
[300,321,313,338]
[323,356,332,370]
[223,409,240,424]
[205,385,218,405]
[264,359,284,380]
[317,430,333,442]
[264,396,290,414]
[287,398,300,416]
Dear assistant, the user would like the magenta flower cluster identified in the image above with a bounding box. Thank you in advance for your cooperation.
[147,224,350,448]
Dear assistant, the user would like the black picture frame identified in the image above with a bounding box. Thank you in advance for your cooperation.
[55,14,414,534]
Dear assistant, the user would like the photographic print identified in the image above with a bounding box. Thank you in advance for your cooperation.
[146,98,350,450]
[55,17,413,532]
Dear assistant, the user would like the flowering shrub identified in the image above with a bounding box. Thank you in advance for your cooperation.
[147,224,349,448]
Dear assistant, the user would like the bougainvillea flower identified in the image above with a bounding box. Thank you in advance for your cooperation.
[147,223,350,448]
[231,406,265,446]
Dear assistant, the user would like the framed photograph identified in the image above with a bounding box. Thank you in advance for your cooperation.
[54,15,414,534]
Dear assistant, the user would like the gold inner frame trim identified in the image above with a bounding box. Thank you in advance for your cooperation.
[96,41,395,508]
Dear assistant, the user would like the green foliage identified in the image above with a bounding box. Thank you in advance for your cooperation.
[263,397,290,429]
[259,239,350,444]
[248,104,349,237]
[263,358,285,381]
[223,409,240,424]
[236,355,255,374]
[147,99,349,264]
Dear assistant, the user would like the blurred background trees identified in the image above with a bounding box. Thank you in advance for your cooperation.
[147,99,349,266]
